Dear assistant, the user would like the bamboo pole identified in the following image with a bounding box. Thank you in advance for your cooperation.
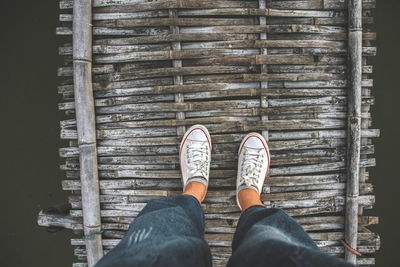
[345,0,363,264]
[73,0,103,265]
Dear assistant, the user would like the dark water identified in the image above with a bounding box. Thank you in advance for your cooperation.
[1,1,73,266]
[368,1,400,266]
[0,0,398,266]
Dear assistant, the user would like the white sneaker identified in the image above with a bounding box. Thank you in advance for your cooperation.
[236,133,270,210]
[180,125,212,201]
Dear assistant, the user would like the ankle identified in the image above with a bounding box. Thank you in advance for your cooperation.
[238,188,263,212]
[183,181,207,204]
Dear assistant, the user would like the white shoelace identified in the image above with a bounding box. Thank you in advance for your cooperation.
[186,140,209,178]
[239,147,264,188]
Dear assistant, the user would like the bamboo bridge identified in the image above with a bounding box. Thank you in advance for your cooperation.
[38,0,380,266]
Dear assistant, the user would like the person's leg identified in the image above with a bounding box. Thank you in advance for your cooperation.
[228,206,354,267]
[95,125,213,267]
[229,132,354,267]
[95,195,211,267]
[183,181,207,204]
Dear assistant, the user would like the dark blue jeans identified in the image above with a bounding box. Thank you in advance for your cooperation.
[95,195,354,267]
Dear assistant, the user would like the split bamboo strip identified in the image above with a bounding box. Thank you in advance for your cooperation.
[71,258,375,267]
[72,0,103,265]
[75,15,373,27]
[58,40,348,56]
[91,52,324,64]
[59,158,375,180]
[74,78,374,92]
[59,7,373,18]
[60,32,376,47]
[61,178,373,194]
[61,183,374,202]
[60,128,379,142]
[67,194,375,218]
[57,24,348,36]
[95,213,376,226]
[59,111,372,130]
[59,81,372,103]
[56,58,375,78]
[59,0,376,10]
[38,215,375,236]
[345,0,363,263]
[59,10,374,23]
[59,97,373,113]
[104,31,373,43]
[70,239,377,258]
[59,43,376,58]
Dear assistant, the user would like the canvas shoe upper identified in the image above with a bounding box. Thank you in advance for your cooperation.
[180,125,212,197]
[236,132,270,210]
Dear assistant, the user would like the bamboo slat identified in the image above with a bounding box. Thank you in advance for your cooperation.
[59,0,376,10]
[59,10,375,23]
[39,210,378,235]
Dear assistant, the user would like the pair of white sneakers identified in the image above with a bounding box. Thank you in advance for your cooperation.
[180,125,270,210]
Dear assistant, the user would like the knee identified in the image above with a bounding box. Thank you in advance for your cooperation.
[156,237,212,267]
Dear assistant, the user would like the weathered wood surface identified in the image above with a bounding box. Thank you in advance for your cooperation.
[72,0,103,266]
[39,0,379,266]
[345,0,363,263]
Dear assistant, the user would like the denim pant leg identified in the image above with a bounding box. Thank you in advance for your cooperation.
[227,206,355,267]
[95,195,212,267]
